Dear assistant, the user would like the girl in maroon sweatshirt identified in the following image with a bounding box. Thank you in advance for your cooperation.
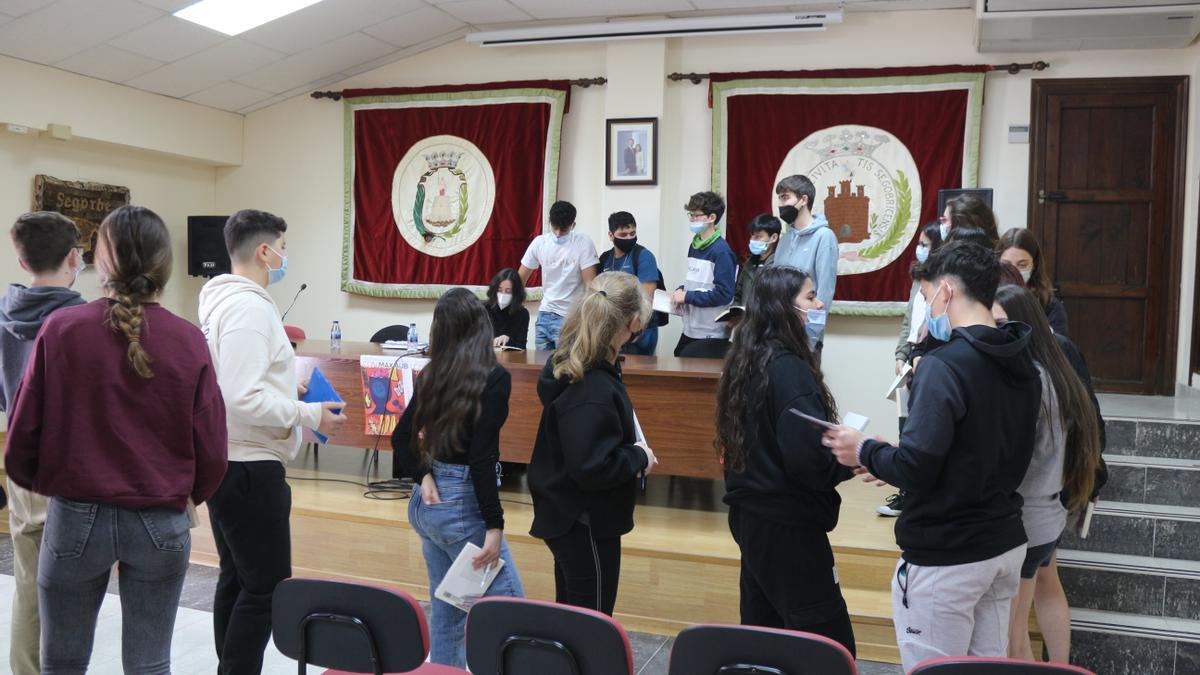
[4,205,227,674]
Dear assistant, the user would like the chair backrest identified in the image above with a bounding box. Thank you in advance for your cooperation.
[465,597,634,675]
[910,657,1096,675]
[271,578,430,673]
[679,338,731,359]
[284,325,307,341]
[668,624,856,675]
[370,324,409,343]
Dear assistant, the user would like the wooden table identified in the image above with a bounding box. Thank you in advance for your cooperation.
[293,341,724,478]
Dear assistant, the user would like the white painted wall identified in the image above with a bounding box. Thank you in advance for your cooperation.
[216,7,1200,429]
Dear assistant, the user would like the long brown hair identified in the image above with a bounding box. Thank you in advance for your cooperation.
[97,206,172,379]
[410,288,497,462]
[551,272,651,383]
[994,284,1098,510]
[999,227,1053,309]
[946,194,1000,249]
[715,266,838,473]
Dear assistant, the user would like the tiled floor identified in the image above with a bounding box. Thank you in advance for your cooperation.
[0,534,902,674]
[1099,391,1200,422]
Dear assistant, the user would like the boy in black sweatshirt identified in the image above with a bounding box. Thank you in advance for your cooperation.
[825,241,1040,671]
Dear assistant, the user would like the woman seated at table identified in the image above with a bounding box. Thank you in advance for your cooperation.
[487,268,529,350]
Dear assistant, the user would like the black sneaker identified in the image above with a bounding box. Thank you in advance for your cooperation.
[877,492,905,517]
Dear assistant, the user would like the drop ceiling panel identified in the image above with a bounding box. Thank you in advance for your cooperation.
[185,81,274,110]
[55,44,164,82]
[436,0,533,24]
[235,32,395,93]
[363,5,465,47]
[134,0,195,11]
[0,0,53,16]
[125,38,284,97]
[108,15,226,62]
[0,0,160,63]
[238,0,425,54]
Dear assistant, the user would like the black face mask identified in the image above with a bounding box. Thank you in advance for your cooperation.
[778,205,800,226]
[613,236,637,254]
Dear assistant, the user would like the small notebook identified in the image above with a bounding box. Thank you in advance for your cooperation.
[789,409,870,433]
[434,542,506,612]
[652,289,683,316]
[885,363,913,402]
[715,306,746,323]
[301,367,342,444]
[1073,501,1096,539]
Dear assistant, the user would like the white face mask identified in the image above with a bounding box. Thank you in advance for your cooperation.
[497,292,513,309]
[1020,268,1033,284]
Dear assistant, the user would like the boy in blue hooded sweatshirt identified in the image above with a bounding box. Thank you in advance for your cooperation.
[771,175,838,361]
[0,211,87,675]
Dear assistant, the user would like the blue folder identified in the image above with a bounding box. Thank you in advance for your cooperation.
[302,367,343,444]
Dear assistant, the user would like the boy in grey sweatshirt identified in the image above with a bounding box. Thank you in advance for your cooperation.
[771,175,839,359]
[0,211,86,675]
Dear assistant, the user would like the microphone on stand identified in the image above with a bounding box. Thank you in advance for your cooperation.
[281,283,307,323]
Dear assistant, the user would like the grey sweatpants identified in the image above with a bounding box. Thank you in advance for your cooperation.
[892,544,1025,672]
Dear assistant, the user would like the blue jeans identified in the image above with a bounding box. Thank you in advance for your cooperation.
[37,498,190,675]
[535,312,565,350]
[409,461,524,667]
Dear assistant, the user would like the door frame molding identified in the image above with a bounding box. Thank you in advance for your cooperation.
[1027,76,1189,395]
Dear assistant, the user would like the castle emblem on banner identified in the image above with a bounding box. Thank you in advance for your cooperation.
[774,125,923,276]
[392,135,496,258]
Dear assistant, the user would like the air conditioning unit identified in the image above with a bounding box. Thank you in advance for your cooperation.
[976,0,1200,51]
[465,12,842,47]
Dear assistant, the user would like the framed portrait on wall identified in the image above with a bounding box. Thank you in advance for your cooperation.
[606,117,658,186]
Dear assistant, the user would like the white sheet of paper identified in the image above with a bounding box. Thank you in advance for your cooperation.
[842,412,870,432]
[652,289,683,316]
[433,542,505,613]
[885,363,913,401]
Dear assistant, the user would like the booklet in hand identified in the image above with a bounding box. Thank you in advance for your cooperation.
[789,409,870,433]
[715,306,745,323]
[301,367,342,444]
[434,542,506,612]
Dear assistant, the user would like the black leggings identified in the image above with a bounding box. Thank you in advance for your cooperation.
[729,506,857,657]
[545,520,622,616]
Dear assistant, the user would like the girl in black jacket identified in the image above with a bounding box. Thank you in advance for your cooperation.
[527,271,657,615]
[486,268,530,350]
[715,265,857,655]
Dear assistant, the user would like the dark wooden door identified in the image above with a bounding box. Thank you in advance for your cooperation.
[1029,77,1187,395]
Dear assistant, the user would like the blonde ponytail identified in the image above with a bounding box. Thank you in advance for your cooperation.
[552,272,651,383]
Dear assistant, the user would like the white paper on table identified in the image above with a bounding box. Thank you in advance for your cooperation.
[652,289,683,316]
[434,542,505,613]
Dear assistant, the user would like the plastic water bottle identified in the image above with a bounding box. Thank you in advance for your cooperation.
[330,320,342,350]
[407,322,419,350]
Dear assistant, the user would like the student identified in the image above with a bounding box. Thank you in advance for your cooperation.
[199,209,346,674]
[771,175,838,357]
[672,191,737,356]
[486,268,529,350]
[518,200,599,350]
[0,211,87,675]
[825,241,1041,671]
[716,265,856,655]
[732,213,782,306]
[5,205,228,674]
[944,194,1000,248]
[598,211,661,356]
[992,284,1101,664]
[528,271,657,615]
[392,288,525,667]
[999,228,1069,336]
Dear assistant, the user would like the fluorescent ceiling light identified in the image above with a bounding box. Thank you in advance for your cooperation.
[174,0,326,36]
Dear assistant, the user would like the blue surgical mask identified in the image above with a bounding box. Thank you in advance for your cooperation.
[1020,268,1033,284]
[939,222,951,240]
[925,284,952,341]
[266,246,288,285]
[688,220,707,235]
[749,240,769,256]
[915,244,930,263]
[803,308,827,325]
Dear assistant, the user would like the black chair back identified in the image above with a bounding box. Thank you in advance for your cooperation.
[678,338,731,359]
[910,658,1096,674]
[272,578,429,674]
[370,324,409,343]
[668,624,856,675]
[465,597,634,675]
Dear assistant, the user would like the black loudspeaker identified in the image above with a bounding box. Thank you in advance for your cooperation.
[937,188,994,215]
[188,215,230,277]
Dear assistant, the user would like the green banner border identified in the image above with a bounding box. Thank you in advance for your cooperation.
[342,88,566,299]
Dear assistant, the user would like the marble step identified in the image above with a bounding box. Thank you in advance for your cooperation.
[1106,419,1200,461]
[1070,608,1200,675]
[1059,502,1200,561]
[1101,457,1200,508]
[1057,550,1200,621]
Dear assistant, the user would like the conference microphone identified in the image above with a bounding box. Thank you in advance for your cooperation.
[280,283,307,323]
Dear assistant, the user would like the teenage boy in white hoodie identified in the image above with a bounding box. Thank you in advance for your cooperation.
[198,209,345,674]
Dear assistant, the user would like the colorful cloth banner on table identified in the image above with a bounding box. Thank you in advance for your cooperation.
[360,355,428,436]
[710,66,988,315]
[342,81,570,297]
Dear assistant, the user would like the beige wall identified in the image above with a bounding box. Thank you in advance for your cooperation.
[216,8,1200,428]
